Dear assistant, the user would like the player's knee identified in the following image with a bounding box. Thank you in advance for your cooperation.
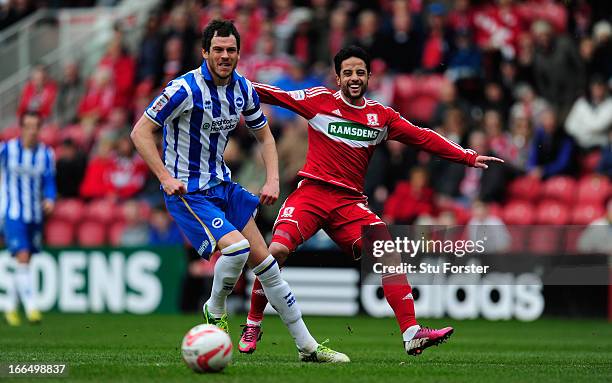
[269,242,290,265]
[220,239,250,265]
[15,251,31,264]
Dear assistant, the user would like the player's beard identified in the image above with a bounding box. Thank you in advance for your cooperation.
[341,80,367,102]
[211,59,236,80]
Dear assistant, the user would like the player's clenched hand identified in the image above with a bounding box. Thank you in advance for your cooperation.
[259,181,279,206]
[474,155,504,169]
[161,176,187,196]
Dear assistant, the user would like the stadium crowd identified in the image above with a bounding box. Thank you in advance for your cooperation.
[1,0,611,252]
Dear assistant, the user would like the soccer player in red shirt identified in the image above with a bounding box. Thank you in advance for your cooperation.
[239,46,503,356]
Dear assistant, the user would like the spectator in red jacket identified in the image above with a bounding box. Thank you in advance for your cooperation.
[98,27,136,109]
[383,167,436,224]
[17,65,57,120]
[78,67,115,123]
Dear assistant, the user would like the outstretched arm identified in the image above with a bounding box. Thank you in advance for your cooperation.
[387,108,503,168]
[251,123,279,206]
[252,83,319,119]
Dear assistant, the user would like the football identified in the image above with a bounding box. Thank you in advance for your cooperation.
[181,324,232,373]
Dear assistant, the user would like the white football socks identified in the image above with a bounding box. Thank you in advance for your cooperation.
[253,255,317,353]
[204,239,250,318]
[14,262,36,313]
[4,260,18,312]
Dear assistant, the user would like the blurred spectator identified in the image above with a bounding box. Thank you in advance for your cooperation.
[0,0,35,30]
[431,81,470,129]
[233,6,261,59]
[447,0,474,35]
[379,9,422,73]
[317,6,351,64]
[472,0,524,59]
[458,129,508,203]
[148,205,183,245]
[447,29,482,82]
[383,167,435,224]
[80,135,115,199]
[136,12,163,85]
[527,108,576,179]
[577,197,612,255]
[163,5,198,74]
[598,130,612,178]
[272,1,305,54]
[55,61,84,126]
[80,134,148,199]
[352,9,384,57]
[288,13,317,66]
[366,59,394,106]
[244,32,292,84]
[98,27,136,109]
[17,65,57,120]
[565,75,612,150]
[531,19,583,118]
[480,81,509,121]
[569,0,591,38]
[78,68,115,124]
[421,2,452,73]
[510,83,549,127]
[482,110,515,161]
[591,20,612,81]
[108,135,149,199]
[508,113,532,171]
[120,200,149,246]
[55,138,87,198]
[159,35,188,86]
[466,200,510,253]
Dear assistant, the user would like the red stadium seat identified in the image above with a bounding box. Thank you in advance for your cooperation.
[528,226,561,254]
[0,124,20,141]
[77,221,106,247]
[542,176,576,204]
[85,198,117,224]
[39,124,60,148]
[108,221,126,246]
[45,220,75,246]
[51,198,86,223]
[535,201,570,225]
[59,124,88,149]
[116,200,151,222]
[393,74,448,124]
[507,176,541,202]
[577,175,611,204]
[502,201,535,225]
[571,204,605,225]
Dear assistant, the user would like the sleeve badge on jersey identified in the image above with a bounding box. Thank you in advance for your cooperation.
[288,90,305,100]
[152,93,170,112]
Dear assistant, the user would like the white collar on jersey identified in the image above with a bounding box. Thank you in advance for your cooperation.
[337,91,367,109]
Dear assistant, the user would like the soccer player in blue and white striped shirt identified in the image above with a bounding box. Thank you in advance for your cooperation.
[131,20,348,362]
[1,111,56,326]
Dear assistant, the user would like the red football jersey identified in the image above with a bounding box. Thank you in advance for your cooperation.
[254,84,478,194]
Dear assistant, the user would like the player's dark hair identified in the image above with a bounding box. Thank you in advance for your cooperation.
[20,110,42,127]
[334,45,371,75]
[202,19,240,53]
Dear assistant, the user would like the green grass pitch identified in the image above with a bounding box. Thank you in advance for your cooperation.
[1,314,611,382]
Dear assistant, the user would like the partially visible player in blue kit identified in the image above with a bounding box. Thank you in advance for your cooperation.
[1,110,56,326]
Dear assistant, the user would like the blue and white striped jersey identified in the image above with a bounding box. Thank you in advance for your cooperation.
[0,138,56,224]
[144,62,268,193]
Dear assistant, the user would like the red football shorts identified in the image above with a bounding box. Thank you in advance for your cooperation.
[271,179,384,258]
